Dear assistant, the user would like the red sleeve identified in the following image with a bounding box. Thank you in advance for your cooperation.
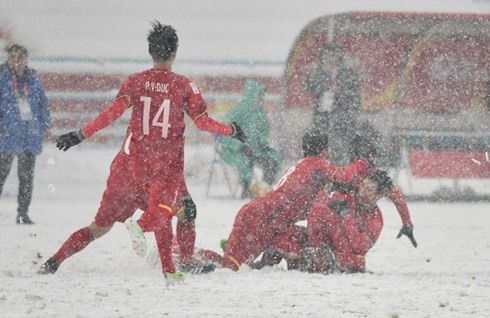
[387,187,413,227]
[81,97,129,138]
[328,160,371,186]
[342,211,383,255]
[194,112,233,136]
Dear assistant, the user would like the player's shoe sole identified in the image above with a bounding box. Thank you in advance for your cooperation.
[124,218,147,257]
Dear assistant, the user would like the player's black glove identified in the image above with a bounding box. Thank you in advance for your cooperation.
[328,200,350,217]
[181,196,197,221]
[56,130,85,151]
[396,225,418,248]
[230,121,246,142]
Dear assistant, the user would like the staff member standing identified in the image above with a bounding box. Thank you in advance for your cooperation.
[0,44,51,224]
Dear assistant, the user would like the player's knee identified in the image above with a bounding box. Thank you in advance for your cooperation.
[89,222,112,238]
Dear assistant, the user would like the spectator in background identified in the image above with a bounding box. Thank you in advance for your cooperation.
[304,43,361,165]
[0,44,51,224]
[219,80,282,198]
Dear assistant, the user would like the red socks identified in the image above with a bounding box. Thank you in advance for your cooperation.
[176,220,195,264]
[53,227,95,264]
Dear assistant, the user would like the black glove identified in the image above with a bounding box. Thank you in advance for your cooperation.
[328,200,350,217]
[230,121,246,142]
[56,130,85,151]
[396,225,418,248]
[181,196,197,221]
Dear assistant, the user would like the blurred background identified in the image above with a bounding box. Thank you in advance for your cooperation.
[1,0,489,200]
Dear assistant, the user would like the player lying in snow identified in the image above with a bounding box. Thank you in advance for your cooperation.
[220,131,375,271]
[250,169,417,274]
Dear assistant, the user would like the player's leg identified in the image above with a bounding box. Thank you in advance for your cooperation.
[174,179,196,265]
[38,222,113,274]
[39,153,138,274]
[306,206,338,273]
[176,219,196,265]
[221,206,264,271]
[253,225,307,270]
[137,175,182,280]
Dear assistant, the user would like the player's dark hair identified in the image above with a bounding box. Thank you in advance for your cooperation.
[147,20,178,62]
[367,170,393,196]
[303,130,329,157]
[7,44,28,57]
[349,134,376,162]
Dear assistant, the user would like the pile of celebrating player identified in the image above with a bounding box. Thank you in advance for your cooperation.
[38,21,417,284]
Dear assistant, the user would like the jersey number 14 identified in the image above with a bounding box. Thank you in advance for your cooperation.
[140,96,171,138]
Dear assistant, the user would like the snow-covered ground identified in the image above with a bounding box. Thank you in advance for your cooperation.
[0,145,489,317]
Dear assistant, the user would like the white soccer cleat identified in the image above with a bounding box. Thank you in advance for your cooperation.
[124,218,147,257]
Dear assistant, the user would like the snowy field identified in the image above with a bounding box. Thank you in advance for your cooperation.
[0,144,489,318]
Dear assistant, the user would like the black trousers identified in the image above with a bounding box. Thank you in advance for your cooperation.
[0,152,36,214]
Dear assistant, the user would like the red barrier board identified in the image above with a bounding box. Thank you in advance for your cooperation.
[409,151,490,178]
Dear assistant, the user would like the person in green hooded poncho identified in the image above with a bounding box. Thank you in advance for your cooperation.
[219,80,282,198]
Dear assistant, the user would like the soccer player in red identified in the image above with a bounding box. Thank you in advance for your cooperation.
[50,21,245,282]
[306,169,417,273]
[38,134,201,275]
[221,131,373,271]
[252,170,417,273]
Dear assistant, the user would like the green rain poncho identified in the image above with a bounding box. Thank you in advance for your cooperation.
[219,80,281,184]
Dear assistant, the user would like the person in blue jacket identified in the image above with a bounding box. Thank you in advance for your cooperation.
[0,44,51,224]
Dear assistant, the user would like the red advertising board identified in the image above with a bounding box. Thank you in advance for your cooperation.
[284,12,490,112]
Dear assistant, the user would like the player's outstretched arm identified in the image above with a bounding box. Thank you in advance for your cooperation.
[194,114,246,142]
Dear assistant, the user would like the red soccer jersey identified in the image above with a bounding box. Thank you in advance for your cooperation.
[308,190,384,272]
[118,67,207,155]
[265,157,370,229]
[82,66,233,154]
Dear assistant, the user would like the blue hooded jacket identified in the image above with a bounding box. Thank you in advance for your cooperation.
[0,63,51,154]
